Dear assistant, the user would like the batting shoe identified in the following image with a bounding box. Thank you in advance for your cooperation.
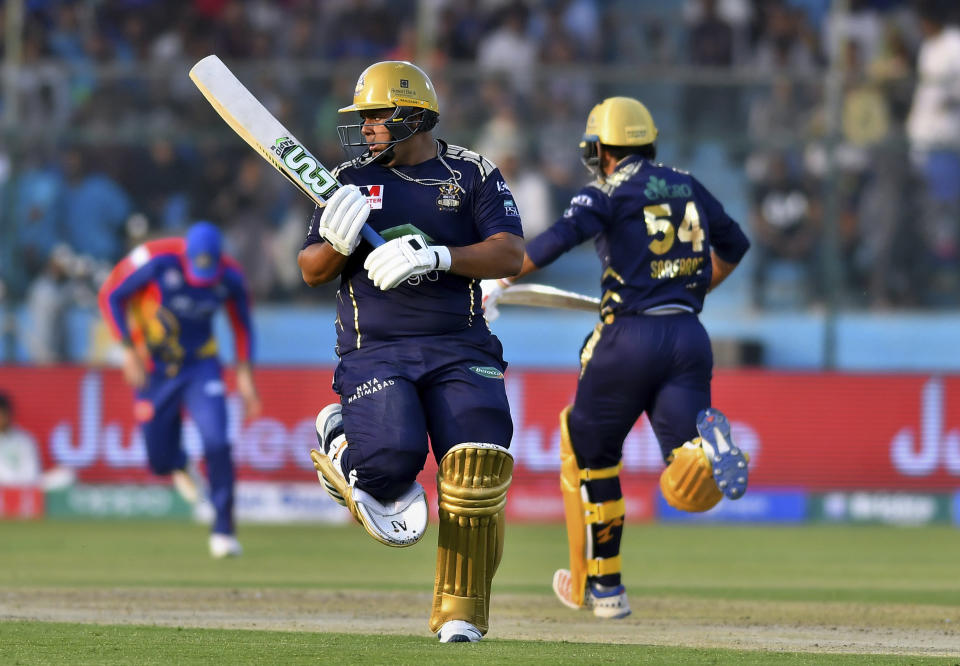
[172,459,206,505]
[696,407,749,500]
[209,533,243,559]
[313,403,348,506]
[552,569,632,619]
[437,620,483,643]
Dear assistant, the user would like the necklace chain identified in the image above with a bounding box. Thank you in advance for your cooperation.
[389,140,463,191]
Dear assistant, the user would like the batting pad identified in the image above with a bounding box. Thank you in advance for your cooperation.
[310,449,427,547]
[558,406,625,607]
[429,443,513,635]
[659,440,723,512]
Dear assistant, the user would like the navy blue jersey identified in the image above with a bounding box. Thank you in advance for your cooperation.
[303,140,524,353]
[525,156,749,314]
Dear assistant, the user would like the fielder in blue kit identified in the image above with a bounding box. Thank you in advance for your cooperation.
[298,61,522,643]
[98,222,261,559]
[483,97,751,619]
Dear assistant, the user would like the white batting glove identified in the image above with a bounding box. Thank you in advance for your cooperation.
[363,234,452,290]
[480,278,512,322]
[317,184,370,256]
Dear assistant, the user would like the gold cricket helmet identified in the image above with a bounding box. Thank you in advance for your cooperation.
[581,96,658,147]
[337,61,440,163]
[339,60,439,114]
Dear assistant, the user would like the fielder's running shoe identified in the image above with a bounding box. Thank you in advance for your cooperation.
[552,569,632,619]
[313,403,348,506]
[437,620,483,643]
[209,533,243,559]
[172,459,205,505]
[696,407,748,500]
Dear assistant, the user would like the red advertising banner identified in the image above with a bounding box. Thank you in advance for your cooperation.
[0,367,958,506]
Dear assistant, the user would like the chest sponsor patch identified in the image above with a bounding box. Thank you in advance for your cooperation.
[359,184,384,209]
[470,365,504,379]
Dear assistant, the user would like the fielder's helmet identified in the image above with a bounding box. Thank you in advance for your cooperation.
[580,97,658,174]
[337,61,439,163]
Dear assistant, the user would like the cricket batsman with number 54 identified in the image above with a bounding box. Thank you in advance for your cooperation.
[298,61,524,642]
[484,97,752,618]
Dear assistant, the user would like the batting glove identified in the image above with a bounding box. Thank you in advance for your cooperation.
[480,278,512,322]
[318,184,370,256]
[364,234,451,291]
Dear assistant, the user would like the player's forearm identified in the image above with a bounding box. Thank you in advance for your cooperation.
[448,232,524,279]
[298,243,349,286]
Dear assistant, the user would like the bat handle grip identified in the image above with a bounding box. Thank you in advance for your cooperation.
[361,224,385,248]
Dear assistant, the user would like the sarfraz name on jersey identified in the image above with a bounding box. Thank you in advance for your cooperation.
[347,377,396,403]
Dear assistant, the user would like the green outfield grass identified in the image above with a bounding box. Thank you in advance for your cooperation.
[2,521,959,604]
[1,621,953,666]
[1,521,959,664]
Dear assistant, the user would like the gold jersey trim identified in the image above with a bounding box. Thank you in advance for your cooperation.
[347,279,361,349]
[579,319,606,378]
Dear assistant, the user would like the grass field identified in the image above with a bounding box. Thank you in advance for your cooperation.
[2,520,959,664]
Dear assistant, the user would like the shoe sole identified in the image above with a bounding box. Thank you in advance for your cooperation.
[696,408,748,500]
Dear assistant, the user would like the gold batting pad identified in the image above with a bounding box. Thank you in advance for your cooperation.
[429,443,513,635]
[558,405,588,607]
[659,440,722,513]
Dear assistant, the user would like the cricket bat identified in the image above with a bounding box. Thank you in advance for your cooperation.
[189,54,384,247]
[498,283,600,312]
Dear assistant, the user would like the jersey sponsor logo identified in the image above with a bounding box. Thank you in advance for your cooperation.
[496,180,512,194]
[643,175,692,200]
[469,366,504,379]
[503,198,520,217]
[163,268,183,289]
[347,377,396,403]
[359,184,384,209]
[570,194,593,207]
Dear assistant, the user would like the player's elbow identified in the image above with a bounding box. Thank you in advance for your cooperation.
[496,233,525,277]
[297,247,342,286]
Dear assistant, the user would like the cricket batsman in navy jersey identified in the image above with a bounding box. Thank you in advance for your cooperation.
[484,97,752,618]
[298,61,523,643]
[98,222,261,559]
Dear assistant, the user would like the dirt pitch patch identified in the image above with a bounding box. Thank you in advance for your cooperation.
[2,587,958,657]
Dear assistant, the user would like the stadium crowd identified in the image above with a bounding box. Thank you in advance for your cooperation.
[1,0,959,361]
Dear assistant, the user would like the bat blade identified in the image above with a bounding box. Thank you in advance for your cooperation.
[498,284,600,312]
[189,55,384,247]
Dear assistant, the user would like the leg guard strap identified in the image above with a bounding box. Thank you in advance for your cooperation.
[587,555,622,577]
[585,497,626,525]
[430,443,513,635]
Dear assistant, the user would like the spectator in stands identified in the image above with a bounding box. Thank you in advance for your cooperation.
[680,0,738,159]
[476,1,538,96]
[0,392,41,487]
[59,146,132,264]
[750,153,822,308]
[906,0,960,305]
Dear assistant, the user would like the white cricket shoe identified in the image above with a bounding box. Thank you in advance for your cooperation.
[552,568,631,619]
[437,620,482,643]
[314,403,348,506]
[209,533,243,559]
[172,460,205,505]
